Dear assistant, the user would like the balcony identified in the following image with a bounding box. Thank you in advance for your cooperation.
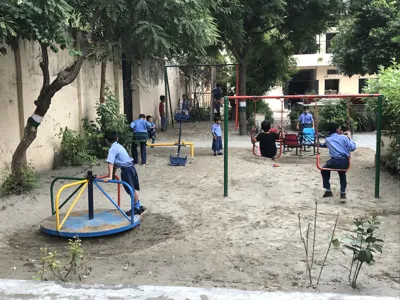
[293,53,332,68]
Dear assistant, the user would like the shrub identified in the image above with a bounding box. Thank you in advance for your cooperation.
[364,61,400,173]
[317,100,358,133]
[190,106,211,122]
[93,88,132,155]
[247,100,274,128]
[288,105,304,130]
[57,127,96,167]
[1,164,40,196]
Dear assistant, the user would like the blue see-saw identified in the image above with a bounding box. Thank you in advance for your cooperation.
[170,111,190,166]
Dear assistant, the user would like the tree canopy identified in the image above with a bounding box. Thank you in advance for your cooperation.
[0,0,219,178]
[331,0,400,76]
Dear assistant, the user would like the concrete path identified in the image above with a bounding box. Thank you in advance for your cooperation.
[0,279,397,300]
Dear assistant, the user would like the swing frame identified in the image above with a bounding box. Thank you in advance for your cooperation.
[225,94,384,199]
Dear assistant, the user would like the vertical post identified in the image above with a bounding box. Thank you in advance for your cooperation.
[235,64,239,129]
[375,95,383,198]
[211,66,216,122]
[166,74,174,128]
[224,96,229,197]
[87,171,94,220]
[164,65,168,131]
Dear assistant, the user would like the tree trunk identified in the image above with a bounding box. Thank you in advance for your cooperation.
[238,59,247,135]
[11,46,87,177]
[99,61,107,103]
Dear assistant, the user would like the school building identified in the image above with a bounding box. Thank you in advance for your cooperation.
[266,30,377,111]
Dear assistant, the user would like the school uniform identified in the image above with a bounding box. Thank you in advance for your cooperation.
[130,119,152,165]
[322,133,356,193]
[298,113,314,130]
[211,123,223,153]
[148,122,156,143]
[107,142,140,195]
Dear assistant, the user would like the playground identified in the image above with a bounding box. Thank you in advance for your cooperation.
[0,121,399,297]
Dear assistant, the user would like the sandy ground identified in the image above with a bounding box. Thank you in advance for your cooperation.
[0,122,399,297]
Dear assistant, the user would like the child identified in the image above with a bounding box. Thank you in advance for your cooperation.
[159,96,167,131]
[321,122,356,202]
[251,120,283,159]
[146,115,156,146]
[297,107,314,130]
[211,116,223,156]
[104,131,145,216]
[130,114,152,165]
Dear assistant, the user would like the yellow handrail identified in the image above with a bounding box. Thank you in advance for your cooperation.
[55,180,88,231]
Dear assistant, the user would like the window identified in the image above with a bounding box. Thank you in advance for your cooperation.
[325,33,336,54]
[325,79,339,94]
[359,79,367,93]
[327,69,338,75]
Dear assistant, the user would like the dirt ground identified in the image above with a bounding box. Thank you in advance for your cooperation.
[0,122,399,297]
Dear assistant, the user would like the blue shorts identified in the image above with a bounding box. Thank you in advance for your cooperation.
[120,165,140,195]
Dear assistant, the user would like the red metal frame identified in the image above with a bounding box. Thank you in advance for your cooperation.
[229,94,380,171]
[98,175,121,206]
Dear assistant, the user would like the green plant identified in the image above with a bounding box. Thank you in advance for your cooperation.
[1,164,39,196]
[190,106,211,122]
[34,237,91,282]
[247,100,274,128]
[365,61,400,173]
[317,100,358,133]
[58,127,96,167]
[289,105,304,130]
[340,215,384,289]
[94,88,132,153]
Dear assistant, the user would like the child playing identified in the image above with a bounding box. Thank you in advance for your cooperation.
[104,131,145,216]
[211,116,223,156]
[251,120,283,159]
[321,122,356,202]
[130,114,152,165]
[146,115,156,146]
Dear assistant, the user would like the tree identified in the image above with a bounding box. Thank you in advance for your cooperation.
[0,0,218,181]
[214,0,344,134]
[331,0,400,76]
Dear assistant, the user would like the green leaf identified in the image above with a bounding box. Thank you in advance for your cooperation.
[331,237,340,249]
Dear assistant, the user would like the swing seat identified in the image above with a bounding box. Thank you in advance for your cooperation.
[170,155,187,166]
[316,154,351,172]
[174,112,190,122]
[283,134,301,156]
[252,140,283,159]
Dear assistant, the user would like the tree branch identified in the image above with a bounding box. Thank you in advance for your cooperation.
[220,34,243,64]
[39,43,50,97]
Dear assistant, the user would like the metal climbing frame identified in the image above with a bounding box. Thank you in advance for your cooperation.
[224,94,384,199]
[163,63,239,130]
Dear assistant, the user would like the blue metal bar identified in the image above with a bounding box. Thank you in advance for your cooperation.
[94,179,134,224]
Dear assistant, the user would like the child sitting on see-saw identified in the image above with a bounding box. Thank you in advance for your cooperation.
[321,122,356,203]
[104,131,145,216]
[211,116,223,156]
[146,115,156,145]
[251,120,284,159]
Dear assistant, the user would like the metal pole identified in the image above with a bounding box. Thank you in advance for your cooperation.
[235,65,239,129]
[224,96,229,197]
[164,66,168,131]
[87,171,94,220]
[375,95,383,198]
[166,73,174,127]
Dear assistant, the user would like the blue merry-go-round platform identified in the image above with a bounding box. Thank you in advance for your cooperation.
[41,172,141,238]
[40,209,141,238]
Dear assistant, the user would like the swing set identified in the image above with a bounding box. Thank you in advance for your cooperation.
[223,93,384,199]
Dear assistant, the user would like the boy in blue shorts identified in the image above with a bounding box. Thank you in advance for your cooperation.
[104,131,145,215]
[131,114,152,165]
[321,122,356,202]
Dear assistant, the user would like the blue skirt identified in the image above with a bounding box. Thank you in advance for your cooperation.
[212,136,223,152]
[120,165,140,194]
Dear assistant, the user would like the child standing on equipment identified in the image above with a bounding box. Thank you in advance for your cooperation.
[251,120,283,159]
[321,122,356,202]
[146,115,156,145]
[131,114,152,165]
[104,131,145,216]
[211,116,223,156]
